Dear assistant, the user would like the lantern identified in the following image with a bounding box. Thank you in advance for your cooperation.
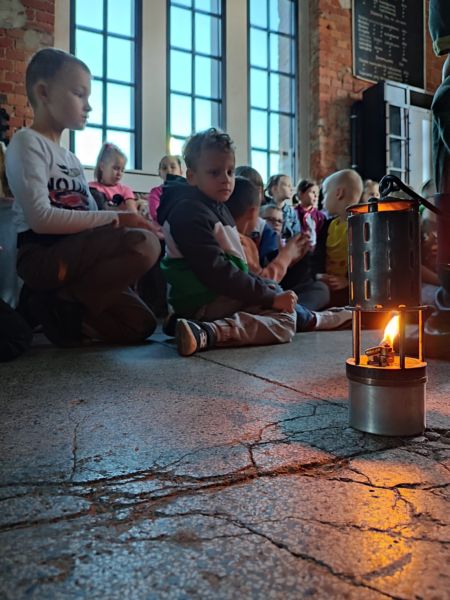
[346,175,431,436]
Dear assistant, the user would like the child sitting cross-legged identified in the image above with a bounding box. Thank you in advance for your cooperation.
[227,177,352,331]
[5,48,161,346]
[159,128,299,356]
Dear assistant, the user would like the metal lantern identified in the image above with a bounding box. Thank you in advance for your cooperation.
[346,175,429,436]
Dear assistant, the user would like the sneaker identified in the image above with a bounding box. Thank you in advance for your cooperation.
[313,307,352,331]
[175,319,216,356]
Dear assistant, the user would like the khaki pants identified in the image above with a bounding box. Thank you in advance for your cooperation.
[189,283,296,348]
[17,224,161,344]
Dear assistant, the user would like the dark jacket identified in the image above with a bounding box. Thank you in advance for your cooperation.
[158,180,277,314]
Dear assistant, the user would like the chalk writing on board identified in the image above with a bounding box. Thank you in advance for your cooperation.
[353,0,424,89]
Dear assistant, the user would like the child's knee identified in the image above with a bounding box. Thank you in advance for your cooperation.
[124,229,161,270]
[274,310,297,341]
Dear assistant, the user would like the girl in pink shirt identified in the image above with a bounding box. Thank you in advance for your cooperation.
[89,142,137,212]
[148,155,182,221]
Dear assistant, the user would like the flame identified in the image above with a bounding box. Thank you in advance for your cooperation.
[381,315,399,347]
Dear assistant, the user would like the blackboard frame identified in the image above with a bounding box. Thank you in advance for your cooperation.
[352,0,425,91]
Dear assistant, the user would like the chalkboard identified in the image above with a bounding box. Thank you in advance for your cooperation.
[352,0,424,89]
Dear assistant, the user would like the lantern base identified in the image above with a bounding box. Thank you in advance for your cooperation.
[346,358,427,436]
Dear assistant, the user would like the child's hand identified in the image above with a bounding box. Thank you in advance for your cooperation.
[136,198,150,219]
[282,233,311,265]
[272,290,298,312]
[117,213,164,239]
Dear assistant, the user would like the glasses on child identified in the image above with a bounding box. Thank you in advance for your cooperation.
[265,217,283,225]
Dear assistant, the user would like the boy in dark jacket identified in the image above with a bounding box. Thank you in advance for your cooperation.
[158,128,297,356]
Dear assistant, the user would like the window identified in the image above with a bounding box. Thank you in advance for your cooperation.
[248,0,297,183]
[168,0,224,155]
[70,0,141,168]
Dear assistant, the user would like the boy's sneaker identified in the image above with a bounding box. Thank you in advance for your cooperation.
[175,319,216,356]
[314,307,352,331]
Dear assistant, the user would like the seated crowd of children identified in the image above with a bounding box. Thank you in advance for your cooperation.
[0,48,439,361]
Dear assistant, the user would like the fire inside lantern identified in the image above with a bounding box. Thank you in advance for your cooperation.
[346,175,428,437]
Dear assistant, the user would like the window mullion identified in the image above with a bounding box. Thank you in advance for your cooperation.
[191,9,195,135]
[102,0,107,144]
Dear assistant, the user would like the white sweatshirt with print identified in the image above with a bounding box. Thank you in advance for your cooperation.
[5,128,118,235]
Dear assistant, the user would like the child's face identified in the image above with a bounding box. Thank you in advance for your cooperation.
[362,183,380,201]
[272,176,292,202]
[264,208,283,234]
[101,155,126,186]
[300,185,319,208]
[188,149,235,203]
[159,156,182,181]
[41,63,92,131]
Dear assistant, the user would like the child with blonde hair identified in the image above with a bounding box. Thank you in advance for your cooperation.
[312,169,363,307]
[360,178,380,203]
[148,155,183,221]
[89,142,137,212]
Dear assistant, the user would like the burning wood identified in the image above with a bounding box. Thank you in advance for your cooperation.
[365,342,395,366]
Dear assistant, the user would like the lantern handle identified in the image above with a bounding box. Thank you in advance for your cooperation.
[379,174,442,215]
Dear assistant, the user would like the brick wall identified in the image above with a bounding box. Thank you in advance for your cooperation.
[309,0,444,182]
[0,0,55,142]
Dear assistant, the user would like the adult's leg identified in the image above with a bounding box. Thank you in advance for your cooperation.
[429,0,450,57]
[423,1,450,356]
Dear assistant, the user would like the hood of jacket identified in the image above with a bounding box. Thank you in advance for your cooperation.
[157,176,197,225]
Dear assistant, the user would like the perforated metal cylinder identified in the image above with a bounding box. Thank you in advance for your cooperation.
[347,199,421,309]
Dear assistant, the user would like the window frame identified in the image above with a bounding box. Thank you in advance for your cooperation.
[69,0,143,169]
[167,0,226,154]
[247,0,298,182]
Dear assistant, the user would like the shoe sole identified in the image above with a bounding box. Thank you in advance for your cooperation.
[175,319,198,356]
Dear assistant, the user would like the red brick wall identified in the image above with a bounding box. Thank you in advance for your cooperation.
[0,0,55,141]
[309,0,444,182]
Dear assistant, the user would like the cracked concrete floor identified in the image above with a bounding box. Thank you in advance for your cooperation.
[0,329,449,599]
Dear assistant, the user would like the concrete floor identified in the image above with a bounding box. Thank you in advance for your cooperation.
[0,329,449,599]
